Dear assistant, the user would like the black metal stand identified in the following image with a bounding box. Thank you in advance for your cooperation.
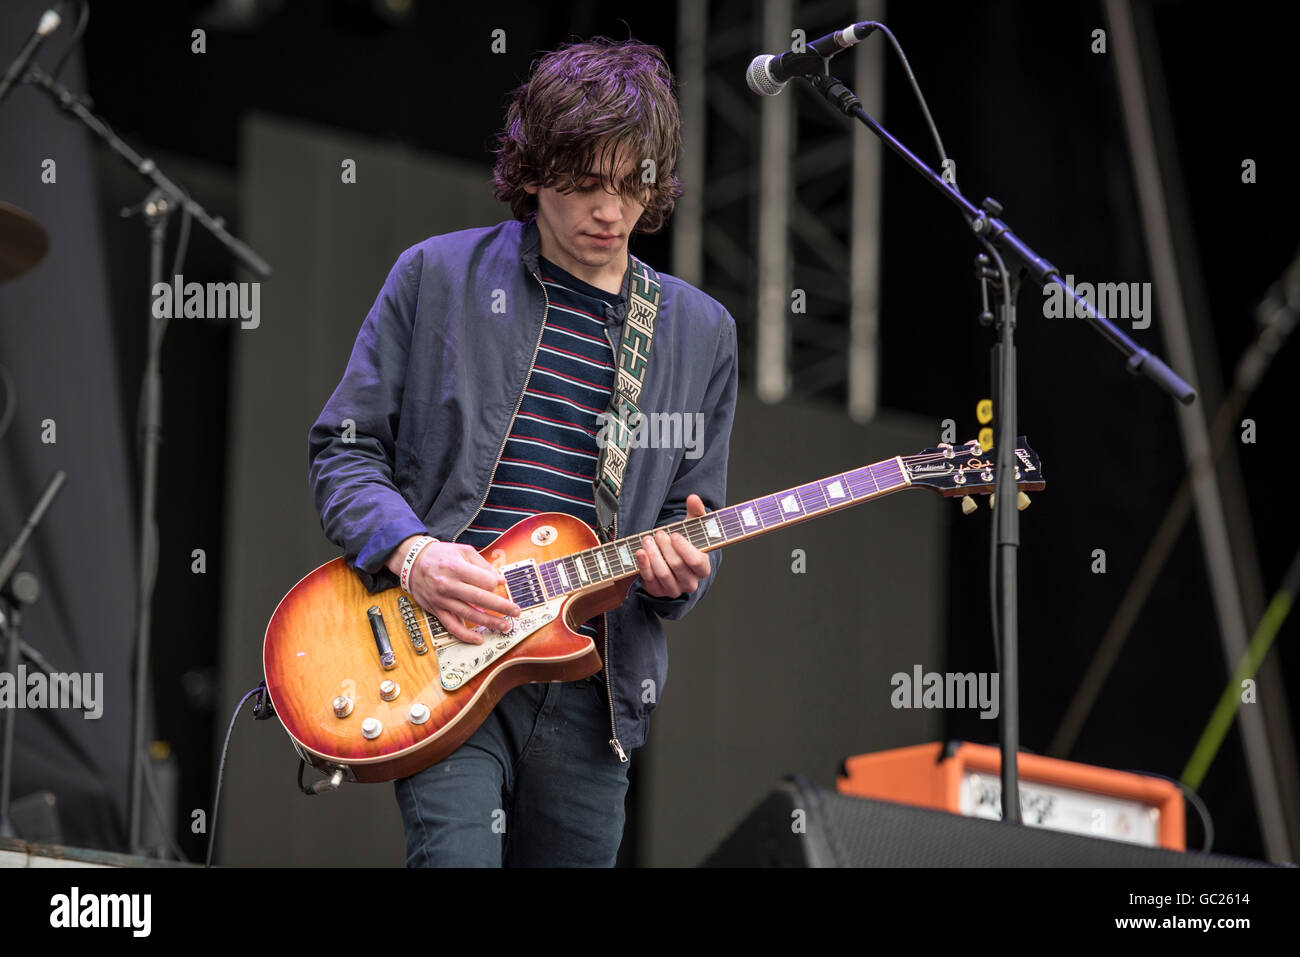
[123,191,171,853]
[22,64,271,853]
[802,67,1195,826]
[0,470,66,838]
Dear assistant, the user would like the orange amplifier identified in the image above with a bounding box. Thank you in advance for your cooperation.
[838,742,1185,850]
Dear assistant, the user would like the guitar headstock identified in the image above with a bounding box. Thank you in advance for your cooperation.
[902,437,1045,497]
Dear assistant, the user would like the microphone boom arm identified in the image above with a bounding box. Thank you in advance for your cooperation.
[805,71,1193,403]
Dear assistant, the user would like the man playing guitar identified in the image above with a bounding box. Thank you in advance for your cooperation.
[307,37,739,866]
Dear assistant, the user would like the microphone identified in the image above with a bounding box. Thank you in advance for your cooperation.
[746,21,878,96]
[0,8,61,106]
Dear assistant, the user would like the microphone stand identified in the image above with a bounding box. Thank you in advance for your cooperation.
[22,64,272,854]
[0,471,66,839]
[802,67,1195,826]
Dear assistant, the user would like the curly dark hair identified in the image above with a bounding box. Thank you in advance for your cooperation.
[492,38,683,234]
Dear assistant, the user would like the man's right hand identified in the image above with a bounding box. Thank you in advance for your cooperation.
[386,536,521,645]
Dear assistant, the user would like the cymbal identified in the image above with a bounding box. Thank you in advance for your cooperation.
[0,201,50,282]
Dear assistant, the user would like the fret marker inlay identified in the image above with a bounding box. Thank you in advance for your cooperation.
[618,544,633,566]
[827,481,845,499]
[742,507,757,527]
[704,518,721,539]
[781,495,799,513]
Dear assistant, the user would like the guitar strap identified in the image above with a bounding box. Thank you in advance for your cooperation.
[594,256,661,544]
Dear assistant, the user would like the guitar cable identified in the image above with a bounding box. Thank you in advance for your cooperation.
[205,683,265,868]
[297,760,345,796]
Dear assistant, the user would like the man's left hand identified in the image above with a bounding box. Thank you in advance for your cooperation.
[635,493,712,599]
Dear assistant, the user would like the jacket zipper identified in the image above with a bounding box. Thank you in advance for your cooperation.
[450,271,627,762]
[602,320,628,764]
[449,272,549,543]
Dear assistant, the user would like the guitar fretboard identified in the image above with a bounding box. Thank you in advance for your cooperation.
[534,456,910,601]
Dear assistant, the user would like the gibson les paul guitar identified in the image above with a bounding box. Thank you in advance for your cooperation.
[263,438,1044,782]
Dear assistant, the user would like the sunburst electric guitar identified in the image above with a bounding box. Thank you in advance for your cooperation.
[264,438,1044,782]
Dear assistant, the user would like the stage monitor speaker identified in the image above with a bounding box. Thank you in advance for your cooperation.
[701,776,1270,867]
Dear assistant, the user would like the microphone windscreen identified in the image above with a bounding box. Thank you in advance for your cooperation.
[745,55,784,96]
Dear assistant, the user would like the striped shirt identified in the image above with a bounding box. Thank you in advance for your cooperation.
[456,256,622,640]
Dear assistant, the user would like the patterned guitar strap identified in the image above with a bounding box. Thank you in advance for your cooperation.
[594,256,661,544]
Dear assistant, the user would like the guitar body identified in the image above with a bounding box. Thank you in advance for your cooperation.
[263,512,631,783]
[265,438,1044,786]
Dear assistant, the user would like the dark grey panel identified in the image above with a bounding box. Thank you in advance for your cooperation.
[0,0,137,850]
[215,114,506,865]
[641,397,946,866]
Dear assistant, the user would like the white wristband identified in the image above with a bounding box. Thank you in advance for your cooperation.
[400,535,437,592]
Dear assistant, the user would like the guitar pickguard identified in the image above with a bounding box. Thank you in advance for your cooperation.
[436,598,561,690]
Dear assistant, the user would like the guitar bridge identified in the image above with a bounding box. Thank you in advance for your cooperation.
[398,594,428,655]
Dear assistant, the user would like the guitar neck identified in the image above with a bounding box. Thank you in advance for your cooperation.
[539,456,911,598]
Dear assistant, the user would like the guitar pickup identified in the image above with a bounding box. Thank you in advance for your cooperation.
[367,606,397,670]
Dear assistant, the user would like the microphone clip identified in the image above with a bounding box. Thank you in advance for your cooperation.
[807,73,860,115]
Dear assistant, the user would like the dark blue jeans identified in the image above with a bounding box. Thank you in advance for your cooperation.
[394,675,631,867]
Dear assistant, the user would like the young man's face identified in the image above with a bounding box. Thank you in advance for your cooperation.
[524,145,646,291]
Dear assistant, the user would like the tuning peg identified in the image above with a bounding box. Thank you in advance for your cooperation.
[960,495,977,516]
[988,493,1032,511]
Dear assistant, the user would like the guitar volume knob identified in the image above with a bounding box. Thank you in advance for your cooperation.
[380,680,400,701]
[332,695,354,718]
[361,717,383,739]
[409,703,430,725]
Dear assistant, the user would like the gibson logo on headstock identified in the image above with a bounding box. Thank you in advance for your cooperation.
[1015,448,1037,471]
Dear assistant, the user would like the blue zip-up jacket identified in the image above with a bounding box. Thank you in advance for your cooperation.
[308,217,738,756]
